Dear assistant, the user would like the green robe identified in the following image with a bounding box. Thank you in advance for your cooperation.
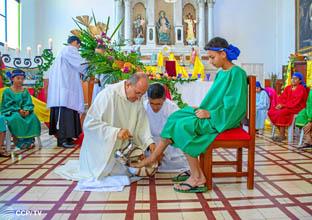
[160,65,247,157]
[296,89,312,127]
[0,88,40,138]
[0,115,6,133]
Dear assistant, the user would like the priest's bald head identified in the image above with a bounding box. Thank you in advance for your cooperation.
[125,72,149,102]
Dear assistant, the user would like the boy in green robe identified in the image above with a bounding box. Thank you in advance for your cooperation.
[296,89,312,148]
[131,37,247,193]
[1,69,41,150]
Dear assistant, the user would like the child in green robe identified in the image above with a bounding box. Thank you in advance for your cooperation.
[1,69,41,150]
[0,115,10,157]
[296,89,312,148]
[130,37,247,193]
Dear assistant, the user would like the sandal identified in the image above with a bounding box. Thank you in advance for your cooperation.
[0,152,11,157]
[172,171,191,182]
[272,136,286,142]
[173,183,208,193]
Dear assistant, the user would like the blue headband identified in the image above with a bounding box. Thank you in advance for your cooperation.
[256,81,263,89]
[204,44,240,62]
[6,71,26,80]
[292,72,307,88]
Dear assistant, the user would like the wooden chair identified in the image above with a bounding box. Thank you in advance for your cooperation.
[200,75,256,190]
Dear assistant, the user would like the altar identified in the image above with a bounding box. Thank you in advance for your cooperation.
[175,80,212,106]
[114,0,216,59]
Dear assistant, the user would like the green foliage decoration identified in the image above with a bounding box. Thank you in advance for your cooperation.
[34,49,55,97]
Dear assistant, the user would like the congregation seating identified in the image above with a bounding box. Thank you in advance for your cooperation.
[200,75,256,190]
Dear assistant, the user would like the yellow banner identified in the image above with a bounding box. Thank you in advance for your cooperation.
[307,60,312,88]
[191,56,205,80]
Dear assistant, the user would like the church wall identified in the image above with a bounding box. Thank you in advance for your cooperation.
[34,0,115,55]
[213,0,295,75]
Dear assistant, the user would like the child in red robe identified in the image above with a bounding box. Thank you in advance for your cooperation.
[268,72,308,141]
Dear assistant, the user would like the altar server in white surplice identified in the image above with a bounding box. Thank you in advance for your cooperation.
[55,73,155,192]
[47,36,87,148]
[144,83,189,172]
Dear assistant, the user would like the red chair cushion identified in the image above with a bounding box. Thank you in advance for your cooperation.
[215,127,251,141]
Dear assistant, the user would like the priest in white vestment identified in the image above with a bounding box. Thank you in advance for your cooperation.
[144,83,189,172]
[47,36,87,148]
[55,73,155,191]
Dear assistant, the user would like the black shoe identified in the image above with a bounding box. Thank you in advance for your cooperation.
[67,138,75,145]
[62,142,74,148]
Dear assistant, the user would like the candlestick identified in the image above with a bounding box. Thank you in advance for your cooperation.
[48,38,53,50]
[26,47,31,58]
[4,42,8,53]
[15,48,20,58]
[37,44,42,56]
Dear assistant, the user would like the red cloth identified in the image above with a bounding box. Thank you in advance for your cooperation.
[215,127,250,141]
[0,57,5,88]
[163,85,172,100]
[268,85,308,126]
[165,61,176,77]
[27,88,46,103]
[0,57,4,70]
[264,87,278,110]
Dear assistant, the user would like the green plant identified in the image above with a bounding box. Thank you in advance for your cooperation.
[71,13,143,85]
[34,49,55,97]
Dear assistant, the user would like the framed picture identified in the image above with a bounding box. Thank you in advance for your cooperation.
[296,0,312,53]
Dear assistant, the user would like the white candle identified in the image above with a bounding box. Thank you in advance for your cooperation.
[37,44,42,56]
[26,47,31,58]
[4,42,8,53]
[15,48,20,58]
[48,38,53,50]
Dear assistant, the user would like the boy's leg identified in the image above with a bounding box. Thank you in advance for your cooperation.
[174,154,206,190]
[279,126,286,138]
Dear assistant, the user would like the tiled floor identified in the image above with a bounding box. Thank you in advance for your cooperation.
[0,126,312,220]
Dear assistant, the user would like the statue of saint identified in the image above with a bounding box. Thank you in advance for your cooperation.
[184,13,197,41]
[157,11,171,44]
[134,15,145,39]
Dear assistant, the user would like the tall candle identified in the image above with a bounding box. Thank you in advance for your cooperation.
[37,44,42,56]
[26,47,31,58]
[48,38,53,50]
[15,48,20,58]
[4,42,8,53]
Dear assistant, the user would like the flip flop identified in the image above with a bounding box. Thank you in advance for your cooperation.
[298,143,312,150]
[173,183,208,193]
[0,152,10,158]
[172,171,191,182]
[272,136,286,142]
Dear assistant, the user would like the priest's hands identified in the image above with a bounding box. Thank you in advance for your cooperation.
[275,104,283,109]
[117,129,132,141]
[195,109,211,119]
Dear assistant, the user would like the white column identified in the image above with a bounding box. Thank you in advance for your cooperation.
[208,0,215,42]
[146,0,156,46]
[174,0,183,45]
[198,0,206,47]
[124,0,131,45]
[114,0,123,43]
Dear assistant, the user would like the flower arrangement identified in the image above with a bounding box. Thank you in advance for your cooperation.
[71,13,143,84]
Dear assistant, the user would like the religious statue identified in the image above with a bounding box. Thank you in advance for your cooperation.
[157,11,171,44]
[133,15,145,44]
[184,13,197,45]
